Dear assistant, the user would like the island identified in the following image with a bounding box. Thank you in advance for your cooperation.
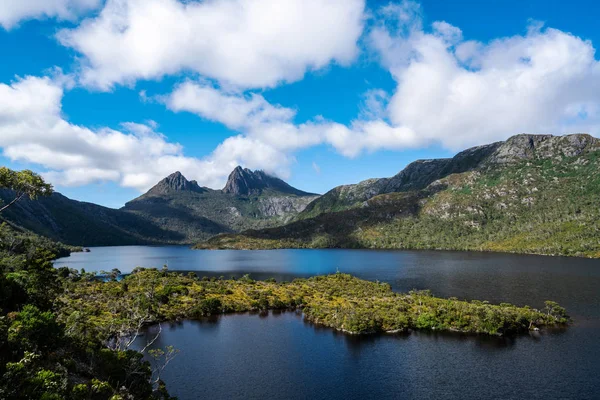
[60,268,569,338]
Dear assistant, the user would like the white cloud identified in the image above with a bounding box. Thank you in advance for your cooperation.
[367,3,600,150]
[166,81,295,131]
[0,0,101,29]
[164,80,421,158]
[4,1,600,196]
[0,75,295,191]
[160,6,600,170]
[57,0,365,90]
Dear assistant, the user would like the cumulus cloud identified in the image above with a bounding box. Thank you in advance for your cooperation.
[0,75,294,191]
[57,0,365,90]
[0,0,101,29]
[162,6,600,169]
[164,80,421,158]
[367,3,600,150]
[4,1,600,195]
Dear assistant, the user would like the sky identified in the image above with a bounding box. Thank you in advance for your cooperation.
[1,0,599,208]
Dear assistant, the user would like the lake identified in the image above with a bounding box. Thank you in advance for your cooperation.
[54,247,600,399]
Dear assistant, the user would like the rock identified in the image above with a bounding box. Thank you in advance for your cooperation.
[222,166,317,196]
[146,171,206,195]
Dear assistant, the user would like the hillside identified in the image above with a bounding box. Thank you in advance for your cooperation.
[198,134,600,258]
[297,141,501,219]
[0,190,177,246]
[0,167,318,246]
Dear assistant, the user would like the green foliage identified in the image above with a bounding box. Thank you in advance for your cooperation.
[0,224,171,399]
[8,305,63,353]
[59,269,569,338]
[194,298,223,317]
[0,167,53,212]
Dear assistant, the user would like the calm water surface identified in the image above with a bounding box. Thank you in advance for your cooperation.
[55,247,600,399]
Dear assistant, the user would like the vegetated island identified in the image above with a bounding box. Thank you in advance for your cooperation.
[60,268,569,338]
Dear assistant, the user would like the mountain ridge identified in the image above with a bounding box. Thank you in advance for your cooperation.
[297,133,597,219]
[198,133,600,258]
[222,166,317,196]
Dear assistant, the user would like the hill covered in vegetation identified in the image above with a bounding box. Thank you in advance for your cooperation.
[198,134,600,258]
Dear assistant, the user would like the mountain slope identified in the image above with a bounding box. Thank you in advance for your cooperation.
[198,134,600,258]
[298,134,599,220]
[122,168,319,243]
[0,190,180,246]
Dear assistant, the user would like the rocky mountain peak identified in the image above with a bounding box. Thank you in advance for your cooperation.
[222,166,315,196]
[488,133,599,165]
[147,171,205,195]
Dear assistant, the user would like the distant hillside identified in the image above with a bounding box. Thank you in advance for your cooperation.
[198,134,600,258]
[0,167,318,246]
[297,141,500,219]
[0,190,182,246]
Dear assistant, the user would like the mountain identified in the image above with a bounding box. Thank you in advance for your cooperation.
[223,166,313,196]
[297,141,500,219]
[122,168,319,243]
[146,171,208,195]
[198,133,600,258]
[0,167,319,246]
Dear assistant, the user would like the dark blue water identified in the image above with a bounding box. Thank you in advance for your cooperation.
[56,247,600,399]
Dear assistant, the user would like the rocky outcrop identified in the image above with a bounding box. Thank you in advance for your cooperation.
[146,171,206,195]
[486,133,600,165]
[222,166,316,196]
[257,196,319,220]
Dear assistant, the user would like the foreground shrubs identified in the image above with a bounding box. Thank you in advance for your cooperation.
[0,225,173,400]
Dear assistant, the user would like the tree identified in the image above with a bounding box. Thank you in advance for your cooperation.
[0,167,53,213]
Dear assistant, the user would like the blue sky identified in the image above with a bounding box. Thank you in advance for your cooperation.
[0,0,599,208]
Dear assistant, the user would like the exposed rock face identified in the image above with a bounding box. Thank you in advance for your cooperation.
[222,166,316,196]
[298,133,600,219]
[487,133,599,165]
[257,196,318,219]
[147,171,206,195]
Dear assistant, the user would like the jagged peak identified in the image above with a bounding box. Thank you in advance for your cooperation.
[222,166,315,196]
[147,171,205,195]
